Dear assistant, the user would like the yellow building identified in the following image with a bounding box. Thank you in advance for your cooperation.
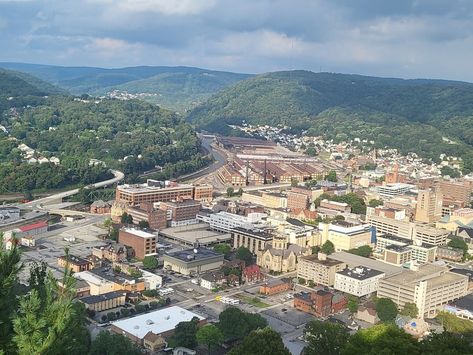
[262,192,287,209]
[319,221,373,252]
[415,189,443,223]
[257,235,310,273]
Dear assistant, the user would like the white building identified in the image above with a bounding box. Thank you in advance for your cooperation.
[141,270,163,290]
[198,211,267,232]
[334,266,385,297]
[377,183,414,198]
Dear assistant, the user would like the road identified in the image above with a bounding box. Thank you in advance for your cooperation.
[178,136,227,182]
[23,169,124,209]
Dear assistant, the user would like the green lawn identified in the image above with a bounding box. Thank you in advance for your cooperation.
[237,295,270,308]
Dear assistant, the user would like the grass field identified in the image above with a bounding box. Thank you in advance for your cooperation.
[237,295,270,308]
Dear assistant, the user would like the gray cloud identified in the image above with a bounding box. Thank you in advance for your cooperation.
[0,0,473,81]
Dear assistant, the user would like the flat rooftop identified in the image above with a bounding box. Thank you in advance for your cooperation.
[329,251,403,276]
[231,226,274,240]
[80,291,126,304]
[381,264,467,288]
[117,182,193,194]
[121,228,156,239]
[337,266,384,280]
[165,247,223,262]
[159,224,231,246]
[112,306,205,339]
[300,254,346,267]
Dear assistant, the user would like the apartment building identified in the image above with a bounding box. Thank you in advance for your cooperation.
[231,226,274,254]
[319,221,374,252]
[439,180,473,206]
[377,264,469,318]
[119,228,157,259]
[159,199,200,227]
[297,254,346,286]
[334,266,385,297]
[415,189,443,223]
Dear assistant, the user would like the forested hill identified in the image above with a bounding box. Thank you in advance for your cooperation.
[0,62,251,112]
[188,71,473,172]
[0,69,63,116]
[0,70,208,194]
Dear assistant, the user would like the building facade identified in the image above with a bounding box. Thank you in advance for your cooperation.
[297,254,346,286]
[334,266,385,297]
[377,264,469,318]
[119,228,157,259]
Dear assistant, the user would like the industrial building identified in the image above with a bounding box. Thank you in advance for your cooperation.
[162,248,224,275]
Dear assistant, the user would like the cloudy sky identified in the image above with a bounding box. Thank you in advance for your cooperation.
[1,0,473,80]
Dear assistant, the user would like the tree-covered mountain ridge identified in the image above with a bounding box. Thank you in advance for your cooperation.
[188,70,473,172]
[0,62,251,112]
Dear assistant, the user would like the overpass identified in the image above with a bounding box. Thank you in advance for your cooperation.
[23,169,124,210]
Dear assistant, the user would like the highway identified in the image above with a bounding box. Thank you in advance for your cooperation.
[178,135,227,182]
[23,169,124,209]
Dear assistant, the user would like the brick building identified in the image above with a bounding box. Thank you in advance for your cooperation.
[119,228,157,259]
[259,278,293,295]
[159,199,200,227]
[287,190,310,210]
[127,204,167,230]
[294,290,333,317]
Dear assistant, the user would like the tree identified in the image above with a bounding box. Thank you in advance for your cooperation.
[447,237,469,259]
[90,331,142,355]
[218,307,267,341]
[375,298,398,322]
[348,245,372,258]
[400,302,418,318]
[235,246,253,265]
[228,327,290,355]
[0,233,22,353]
[237,188,244,196]
[196,325,224,354]
[347,296,359,314]
[138,220,149,229]
[142,255,158,269]
[326,170,337,182]
[227,187,234,197]
[436,311,473,334]
[213,243,231,257]
[291,178,299,187]
[343,324,418,355]
[419,331,473,354]
[12,266,90,354]
[109,226,119,241]
[306,146,317,156]
[121,212,133,224]
[304,320,349,355]
[172,317,199,349]
[311,245,321,255]
[103,218,113,236]
[368,199,383,208]
[321,240,335,255]
[441,166,461,178]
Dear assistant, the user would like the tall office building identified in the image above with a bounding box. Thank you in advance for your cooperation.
[415,188,443,223]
